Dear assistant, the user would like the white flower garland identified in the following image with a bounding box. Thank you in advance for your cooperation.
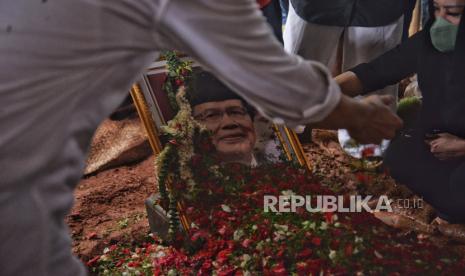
[157,87,207,193]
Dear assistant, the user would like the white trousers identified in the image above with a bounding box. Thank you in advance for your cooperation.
[284,3,404,102]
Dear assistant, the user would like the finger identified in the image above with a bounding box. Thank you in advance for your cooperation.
[393,114,404,129]
[382,112,404,129]
[432,147,451,156]
[357,137,382,145]
[348,130,379,145]
[372,124,397,139]
[358,116,401,141]
[347,131,364,144]
[364,132,384,144]
[430,140,439,149]
[384,129,397,140]
[366,127,390,141]
[370,120,403,137]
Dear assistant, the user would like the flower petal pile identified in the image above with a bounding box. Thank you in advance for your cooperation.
[89,163,465,275]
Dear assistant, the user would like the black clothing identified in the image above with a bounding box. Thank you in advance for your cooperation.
[189,71,243,107]
[351,31,465,138]
[262,0,283,44]
[290,0,404,27]
[403,0,418,41]
[385,133,465,223]
[351,2,465,221]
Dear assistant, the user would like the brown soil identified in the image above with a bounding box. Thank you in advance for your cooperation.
[67,155,157,263]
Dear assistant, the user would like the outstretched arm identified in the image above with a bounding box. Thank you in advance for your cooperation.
[158,0,402,143]
[158,0,342,126]
[312,94,402,144]
[336,31,423,97]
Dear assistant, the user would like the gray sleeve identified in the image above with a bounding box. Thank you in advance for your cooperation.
[156,0,341,127]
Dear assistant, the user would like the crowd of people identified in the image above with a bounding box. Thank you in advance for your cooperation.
[0,0,464,275]
[243,0,465,225]
[335,0,465,224]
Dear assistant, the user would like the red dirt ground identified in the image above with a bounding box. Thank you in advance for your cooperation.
[67,156,157,263]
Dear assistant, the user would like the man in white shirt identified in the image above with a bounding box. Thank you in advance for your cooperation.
[0,0,402,275]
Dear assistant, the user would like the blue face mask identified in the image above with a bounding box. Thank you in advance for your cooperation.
[430,17,460,52]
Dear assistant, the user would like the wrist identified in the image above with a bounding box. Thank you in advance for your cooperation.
[310,95,369,130]
[341,96,369,130]
[335,71,364,97]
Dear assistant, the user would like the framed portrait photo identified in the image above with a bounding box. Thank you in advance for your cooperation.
[130,53,312,238]
[131,56,310,170]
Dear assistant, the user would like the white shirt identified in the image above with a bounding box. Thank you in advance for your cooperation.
[0,1,340,275]
[0,0,340,188]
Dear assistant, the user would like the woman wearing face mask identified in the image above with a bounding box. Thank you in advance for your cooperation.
[335,0,465,224]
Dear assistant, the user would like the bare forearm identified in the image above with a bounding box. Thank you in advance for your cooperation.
[335,71,364,97]
[162,0,342,127]
[310,95,366,130]
[310,94,402,144]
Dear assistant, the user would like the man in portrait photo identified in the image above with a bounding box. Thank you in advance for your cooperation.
[189,72,259,166]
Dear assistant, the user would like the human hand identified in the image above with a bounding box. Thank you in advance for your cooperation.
[348,95,403,144]
[426,133,465,161]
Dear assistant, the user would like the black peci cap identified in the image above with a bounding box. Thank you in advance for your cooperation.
[187,71,243,107]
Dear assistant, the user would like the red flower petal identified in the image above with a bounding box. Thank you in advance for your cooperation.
[297,248,313,259]
[86,256,100,267]
[87,232,98,240]
[241,239,252,248]
[271,262,287,276]
[311,237,321,247]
